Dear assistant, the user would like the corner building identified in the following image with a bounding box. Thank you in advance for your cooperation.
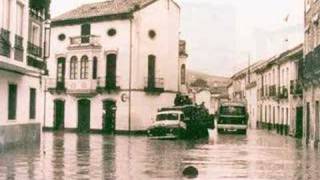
[45,0,185,133]
[0,0,48,149]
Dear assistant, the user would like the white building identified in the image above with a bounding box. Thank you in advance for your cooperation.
[0,0,48,149]
[44,0,185,133]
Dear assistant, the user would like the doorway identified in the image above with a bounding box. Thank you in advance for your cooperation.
[102,100,116,134]
[306,103,310,143]
[78,99,91,133]
[296,106,303,138]
[106,54,117,89]
[316,101,319,142]
[54,99,65,130]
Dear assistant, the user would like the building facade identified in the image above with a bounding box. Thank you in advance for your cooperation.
[0,0,49,149]
[303,0,320,146]
[44,0,184,133]
[228,45,303,133]
[255,45,303,137]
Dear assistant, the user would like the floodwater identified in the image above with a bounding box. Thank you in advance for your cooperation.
[0,130,320,180]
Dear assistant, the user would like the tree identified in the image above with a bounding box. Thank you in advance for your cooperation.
[29,0,51,19]
[190,78,208,88]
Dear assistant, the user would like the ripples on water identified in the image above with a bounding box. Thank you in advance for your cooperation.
[0,130,320,180]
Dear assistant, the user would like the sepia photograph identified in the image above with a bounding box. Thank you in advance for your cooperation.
[0,0,319,179]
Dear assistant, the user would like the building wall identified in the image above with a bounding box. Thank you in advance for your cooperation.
[45,0,181,132]
[0,0,45,148]
[303,0,320,145]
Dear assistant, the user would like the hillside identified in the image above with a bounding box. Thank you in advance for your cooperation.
[187,70,231,88]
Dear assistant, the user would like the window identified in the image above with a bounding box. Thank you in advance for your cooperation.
[31,23,40,46]
[81,24,91,43]
[29,88,36,119]
[181,64,186,85]
[2,0,11,29]
[16,2,23,36]
[107,28,116,36]
[70,56,78,79]
[80,55,89,79]
[8,84,17,120]
[149,30,156,39]
[92,57,98,79]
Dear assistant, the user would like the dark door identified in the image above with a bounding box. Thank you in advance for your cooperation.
[56,57,65,90]
[78,99,91,133]
[81,24,91,43]
[54,100,65,130]
[316,101,320,142]
[306,103,310,143]
[106,54,117,89]
[148,55,156,88]
[102,100,116,134]
[296,106,303,138]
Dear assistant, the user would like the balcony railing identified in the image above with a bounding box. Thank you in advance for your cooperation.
[269,85,277,97]
[47,78,99,95]
[278,86,288,99]
[290,80,303,96]
[69,35,100,47]
[0,28,11,57]
[96,76,121,92]
[144,77,164,93]
[27,56,45,69]
[27,42,42,57]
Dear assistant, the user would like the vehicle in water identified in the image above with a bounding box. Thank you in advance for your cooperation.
[216,102,248,134]
[147,105,215,139]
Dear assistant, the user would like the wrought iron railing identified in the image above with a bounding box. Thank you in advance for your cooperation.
[27,42,42,57]
[96,76,120,90]
[0,28,11,57]
[144,77,164,89]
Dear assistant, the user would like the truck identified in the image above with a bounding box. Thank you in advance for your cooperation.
[147,104,215,139]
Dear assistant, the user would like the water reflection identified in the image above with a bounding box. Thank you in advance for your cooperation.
[0,130,320,179]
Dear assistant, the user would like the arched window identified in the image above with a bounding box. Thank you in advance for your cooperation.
[80,55,89,79]
[181,64,186,85]
[92,57,98,79]
[70,56,78,79]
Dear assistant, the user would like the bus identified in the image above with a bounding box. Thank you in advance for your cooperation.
[216,102,248,134]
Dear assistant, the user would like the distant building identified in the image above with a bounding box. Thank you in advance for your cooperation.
[0,0,49,149]
[44,0,184,133]
[303,0,320,146]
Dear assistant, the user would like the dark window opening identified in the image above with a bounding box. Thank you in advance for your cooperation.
[93,57,98,79]
[148,55,156,88]
[8,84,17,120]
[81,24,91,43]
[29,88,36,119]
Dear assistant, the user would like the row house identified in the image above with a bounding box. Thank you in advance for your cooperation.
[303,0,320,146]
[228,60,265,129]
[255,44,303,137]
[44,0,185,133]
[0,0,49,149]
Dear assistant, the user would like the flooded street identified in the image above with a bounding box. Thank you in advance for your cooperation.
[1,130,320,180]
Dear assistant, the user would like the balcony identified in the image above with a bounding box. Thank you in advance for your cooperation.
[0,28,11,57]
[290,80,303,96]
[144,77,164,93]
[47,79,99,96]
[269,85,277,97]
[14,35,24,61]
[27,42,42,57]
[68,35,101,49]
[278,86,288,99]
[96,76,121,93]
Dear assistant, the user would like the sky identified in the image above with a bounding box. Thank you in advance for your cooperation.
[51,0,304,77]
